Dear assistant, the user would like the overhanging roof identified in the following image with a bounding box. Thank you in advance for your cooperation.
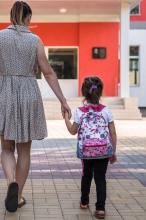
[0,0,140,22]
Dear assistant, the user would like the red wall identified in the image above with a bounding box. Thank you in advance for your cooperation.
[79,23,119,96]
[30,23,79,46]
[0,22,119,96]
[131,0,146,21]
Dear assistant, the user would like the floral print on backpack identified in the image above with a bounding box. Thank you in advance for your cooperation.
[77,104,113,159]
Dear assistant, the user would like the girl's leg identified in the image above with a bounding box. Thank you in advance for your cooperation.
[81,159,93,205]
[93,158,109,211]
[0,135,16,184]
[15,141,32,202]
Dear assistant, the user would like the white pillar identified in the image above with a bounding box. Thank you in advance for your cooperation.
[45,47,48,58]
[120,1,130,97]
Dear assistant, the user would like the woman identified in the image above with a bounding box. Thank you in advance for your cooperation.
[0,1,71,212]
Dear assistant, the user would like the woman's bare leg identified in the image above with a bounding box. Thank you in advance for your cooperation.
[0,136,16,184]
[16,141,32,202]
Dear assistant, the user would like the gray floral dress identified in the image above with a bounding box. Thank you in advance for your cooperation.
[0,25,47,143]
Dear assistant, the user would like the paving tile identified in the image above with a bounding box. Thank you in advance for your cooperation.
[64,215,78,220]
[1,120,146,219]
[136,216,146,220]
[5,212,20,220]
[35,218,64,220]
[20,216,35,220]
[77,214,93,220]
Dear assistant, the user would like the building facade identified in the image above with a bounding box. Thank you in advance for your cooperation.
[130,0,146,107]
[0,0,145,107]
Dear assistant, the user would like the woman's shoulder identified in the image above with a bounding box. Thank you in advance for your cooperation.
[0,28,10,36]
[22,31,40,48]
[29,31,39,38]
[0,28,13,43]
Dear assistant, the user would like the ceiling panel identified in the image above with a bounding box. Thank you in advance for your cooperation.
[0,0,139,16]
[0,0,139,22]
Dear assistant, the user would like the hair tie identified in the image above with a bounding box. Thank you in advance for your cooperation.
[89,85,97,94]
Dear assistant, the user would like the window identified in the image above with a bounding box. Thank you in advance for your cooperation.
[48,48,77,79]
[129,46,140,86]
[130,4,140,15]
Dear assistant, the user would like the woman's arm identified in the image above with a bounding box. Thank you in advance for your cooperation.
[64,112,78,135]
[37,38,71,118]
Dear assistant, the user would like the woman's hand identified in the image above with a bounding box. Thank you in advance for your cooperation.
[61,101,72,119]
[64,111,69,120]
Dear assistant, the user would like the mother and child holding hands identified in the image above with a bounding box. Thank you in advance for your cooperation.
[0,1,117,219]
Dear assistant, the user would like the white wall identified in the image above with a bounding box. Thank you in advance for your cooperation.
[129,30,146,107]
[37,78,78,99]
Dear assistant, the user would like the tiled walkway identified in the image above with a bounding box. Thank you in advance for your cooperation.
[0,120,146,220]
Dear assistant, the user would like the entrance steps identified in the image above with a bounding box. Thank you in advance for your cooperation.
[43,97,142,120]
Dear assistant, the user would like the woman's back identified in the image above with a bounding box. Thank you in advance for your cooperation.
[0,25,47,143]
[0,25,38,77]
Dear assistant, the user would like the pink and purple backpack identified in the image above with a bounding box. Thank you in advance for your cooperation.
[77,104,113,159]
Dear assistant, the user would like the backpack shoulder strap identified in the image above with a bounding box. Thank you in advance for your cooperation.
[79,106,89,113]
[96,104,106,112]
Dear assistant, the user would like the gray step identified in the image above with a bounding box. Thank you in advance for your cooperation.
[43,97,142,120]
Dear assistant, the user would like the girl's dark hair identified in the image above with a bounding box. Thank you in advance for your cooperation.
[82,76,103,104]
[10,1,32,25]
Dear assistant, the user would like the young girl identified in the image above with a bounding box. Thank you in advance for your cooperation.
[64,76,117,219]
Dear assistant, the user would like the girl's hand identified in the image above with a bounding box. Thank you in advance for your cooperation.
[109,153,117,164]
